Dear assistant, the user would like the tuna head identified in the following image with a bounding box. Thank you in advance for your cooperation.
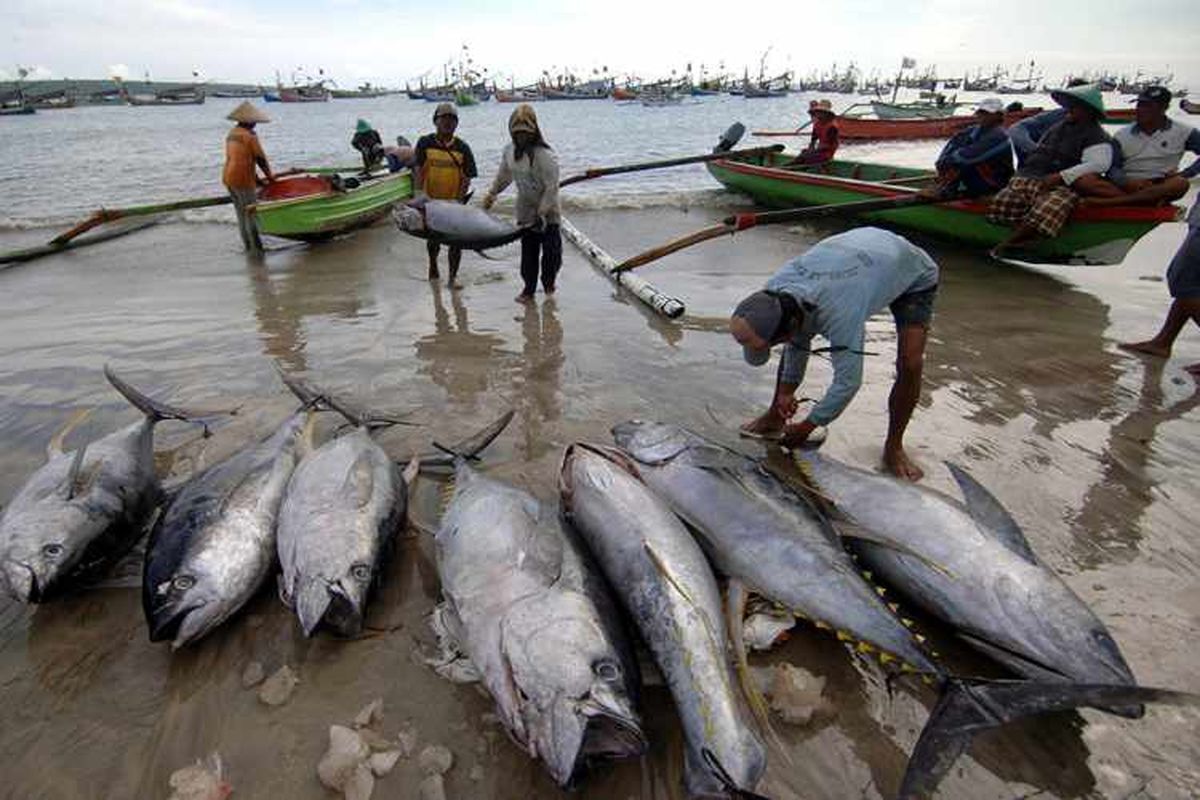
[293,564,376,638]
[145,544,261,648]
[499,590,646,787]
[0,503,102,602]
[610,420,693,464]
[391,202,427,234]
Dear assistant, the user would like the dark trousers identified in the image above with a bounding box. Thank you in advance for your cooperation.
[519,224,562,296]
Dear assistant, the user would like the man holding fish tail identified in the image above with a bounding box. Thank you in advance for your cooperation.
[730,227,938,481]
[415,102,478,288]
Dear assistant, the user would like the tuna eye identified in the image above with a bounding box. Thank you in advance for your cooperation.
[350,564,372,582]
[593,659,621,681]
[173,575,196,591]
[43,543,65,558]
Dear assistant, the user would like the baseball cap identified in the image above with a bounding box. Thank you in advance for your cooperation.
[732,290,784,366]
[1136,86,1171,105]
[433,102,458,120]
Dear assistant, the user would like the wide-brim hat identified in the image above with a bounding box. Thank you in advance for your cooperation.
[355,118,372,133]
[509,103,539,134]
[976,98,1004,114]
[433,102,458,121]
[227,101,270,124]
[808,99,834,115]
[1050,83,1105,117]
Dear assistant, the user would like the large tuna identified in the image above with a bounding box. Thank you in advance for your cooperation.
[432,458,646,787]
[142,375,320,647]
[560,443,765,798]
[392,197,525,251]
[611,420,937,676]
[1,366,217,602]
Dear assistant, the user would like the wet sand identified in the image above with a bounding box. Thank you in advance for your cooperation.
[0,207,1198,799]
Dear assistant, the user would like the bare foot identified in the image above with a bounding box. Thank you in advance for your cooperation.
[1117,340,1170,358]
[449,281,464,291]
[883,447,924,482]
[739,410,785,440]
[515,292,534,304]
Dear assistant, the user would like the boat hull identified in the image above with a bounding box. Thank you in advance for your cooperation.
[833,108,1041,141]
[871,101,960,120]
[252,171,413,241]
[707,155,1180,265]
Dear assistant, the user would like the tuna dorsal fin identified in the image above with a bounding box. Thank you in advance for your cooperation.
[900,679,1200,798]
[47,408,92,457]
[945,462,1038,564]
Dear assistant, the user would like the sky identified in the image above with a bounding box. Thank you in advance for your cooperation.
[3,0,1198,88]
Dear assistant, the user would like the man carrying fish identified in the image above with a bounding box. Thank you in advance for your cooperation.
[730,227,937,481]
[415,103,478,288]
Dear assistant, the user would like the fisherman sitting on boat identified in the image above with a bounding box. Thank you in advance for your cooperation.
[1078,86,1200,207]
[920,97,1013,198]
[730,227,939,482]
[350,118,384,173]
[385,136,415,172]
[987,83,1111,256]
[786,99,839,166]
[1008,78,1090,167]
[415,103,478,287]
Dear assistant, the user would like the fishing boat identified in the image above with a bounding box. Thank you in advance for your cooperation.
[212,87,262,98]
[496,86,543,103]
[1103,109,1139,123]
[705,151,1180,264]
[1179,99,1198,115]
[0,104,35,116]
[749,107,1043,141]
[270,83,330,103]
[124,85,206,106]
[870,100,960,119]
[251,171,413,242]
[331,83,388,99]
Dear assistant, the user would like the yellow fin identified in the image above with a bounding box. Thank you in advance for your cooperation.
[814,620,831,630]
[856,641,875,654]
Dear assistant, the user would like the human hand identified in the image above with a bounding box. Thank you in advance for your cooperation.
[779,419,817,448]
[1040,173,1064,190]
[772,392,799,420]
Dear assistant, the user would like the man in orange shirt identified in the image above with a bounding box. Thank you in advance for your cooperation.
[223,101,274,253]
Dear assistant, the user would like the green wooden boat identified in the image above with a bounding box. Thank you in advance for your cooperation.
[252,171,413,241]
[707,152,1182,265]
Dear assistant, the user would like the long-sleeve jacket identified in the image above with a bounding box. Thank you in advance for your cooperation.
[1008,108,1066,165]
[766,228,939,426]
[485,144,561,226]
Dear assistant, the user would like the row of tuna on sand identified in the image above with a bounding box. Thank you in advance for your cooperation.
[0,367,1195,798]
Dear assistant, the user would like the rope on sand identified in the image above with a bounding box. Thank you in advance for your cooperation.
[560,216,686,319]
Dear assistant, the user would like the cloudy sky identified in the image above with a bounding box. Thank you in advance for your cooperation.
[4,0,1197,88]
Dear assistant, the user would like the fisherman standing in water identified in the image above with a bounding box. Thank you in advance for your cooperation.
[222,101,274,254]
[415,103,478,288]
[730,227,938,481]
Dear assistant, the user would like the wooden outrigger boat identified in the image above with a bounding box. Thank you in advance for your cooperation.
[871,100,960,119]
[706,151,1181,264]
[752,107,1043,141]
[1178,99,1198,115]
[251,171,412,242]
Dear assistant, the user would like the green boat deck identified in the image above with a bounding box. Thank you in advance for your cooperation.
[708,153,1181,265]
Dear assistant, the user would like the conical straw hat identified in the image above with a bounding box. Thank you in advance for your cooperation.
[227,101,271,124]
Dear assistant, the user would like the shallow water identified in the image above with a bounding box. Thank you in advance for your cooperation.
[1,94,1199,799]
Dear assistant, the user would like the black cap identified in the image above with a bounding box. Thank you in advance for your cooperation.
[1136,86,1171,106]
[732,291,784,366]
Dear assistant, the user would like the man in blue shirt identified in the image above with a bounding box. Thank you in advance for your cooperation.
[922,98,1014,197]
[730,227,939,481]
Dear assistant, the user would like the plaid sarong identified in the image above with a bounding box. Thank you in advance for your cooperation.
[987,176,1079,238]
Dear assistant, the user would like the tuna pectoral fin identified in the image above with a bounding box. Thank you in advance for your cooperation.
[899,679,1200,799]
[944,462,1038,564]
[834,521,957,581]
[725,580,792,767]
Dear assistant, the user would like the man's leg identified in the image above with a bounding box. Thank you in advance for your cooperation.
[884,322,928,481]
[1120,226,1200,363]
[517,229,540,301]
[427,240,441,280]
[1120,299,1200,357]
[1087,175,1189,207]
[1071,173,1126,198]
[447,246,463,289]
[540,224,562,293]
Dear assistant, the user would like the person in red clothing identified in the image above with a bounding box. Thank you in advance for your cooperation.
[222,101,274,253]
[787,99,839,166]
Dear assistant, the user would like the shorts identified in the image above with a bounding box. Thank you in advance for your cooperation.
[1166,226,1200,299]
[890,286,938,327]
[987,176,1079,238]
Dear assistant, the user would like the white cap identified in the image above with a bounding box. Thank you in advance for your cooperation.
[976,98,1003,114]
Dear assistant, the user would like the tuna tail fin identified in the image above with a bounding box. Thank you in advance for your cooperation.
[899,679,1200,799]
[105,365,237,423]
[421,409,515,468]
[277,366,417,430]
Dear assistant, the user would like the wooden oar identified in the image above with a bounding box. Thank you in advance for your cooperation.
[613,193,950,272]
[751,120,814,137]
[49,195,232,246]
[558,145,784,187]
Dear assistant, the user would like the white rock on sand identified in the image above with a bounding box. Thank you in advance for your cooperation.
[240,661,265,688]
[418,744,454,776]
[166,753,231,800]
[257,665,299,706]
[757,663,829,726]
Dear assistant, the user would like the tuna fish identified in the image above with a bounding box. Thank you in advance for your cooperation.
[559,443,765,798]
[1,366,218,602]
[142,375,320,647]
[392,197,525,251]
[432,459,646,787]
[610,420,937,677]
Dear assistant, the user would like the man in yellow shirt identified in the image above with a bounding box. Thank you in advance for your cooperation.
[222,101,274,253]
[415,103,478,287]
